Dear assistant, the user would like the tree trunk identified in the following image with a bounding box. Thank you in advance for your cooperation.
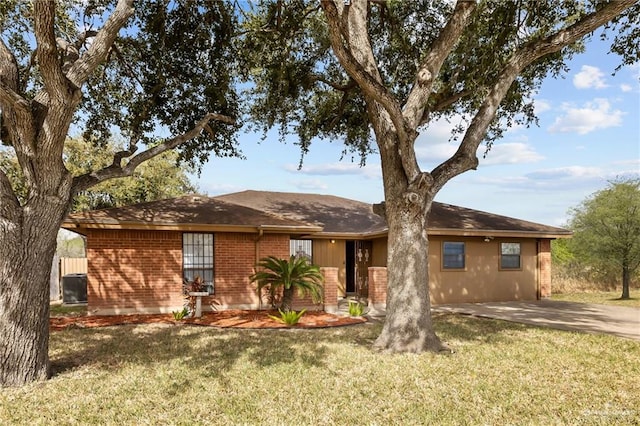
[373,194,446,353]
[0,198,68,387]
[621,265,630,300]
[281,286,294,312]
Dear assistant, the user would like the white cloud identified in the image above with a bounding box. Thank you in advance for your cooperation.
[548,98,624,135]
[292,179,329,191]
[480,142,544,165]
[620,83,633,93]
[525,166,603,181]
[534,99,552,114]
[573,65,609,89]
[285,162,381,179]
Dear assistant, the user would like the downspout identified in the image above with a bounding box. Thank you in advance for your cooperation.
[254,227,264,263]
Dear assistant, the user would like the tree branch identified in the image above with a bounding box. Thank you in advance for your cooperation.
[0,167,20,222]
[310,74,357,91]
[65,0,134,89]
[320,1,407,143]
[403,0,476,129]
[430,0,637,195]
[419,89,472,126]
[33,1,70,101]
[71,113,235,193]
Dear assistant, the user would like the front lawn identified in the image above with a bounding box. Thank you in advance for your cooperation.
[1,315,639,424]
[551,291,640,307]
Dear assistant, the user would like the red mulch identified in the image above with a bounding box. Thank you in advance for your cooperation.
[49,309,367,331]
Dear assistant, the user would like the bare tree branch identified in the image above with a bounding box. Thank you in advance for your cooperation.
[33,1,70,100]
[65,0,134,89]
[71,113,235,193]
[310,74,357,91]
[403,0,476,129]
[430,0,637,194]
[419,89,472,126]
[320,1,407,142]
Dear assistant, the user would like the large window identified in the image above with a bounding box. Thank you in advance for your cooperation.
[500,242,521,269]
[443,242,465,269]
[290,239,312,261]
[183,233,214,294]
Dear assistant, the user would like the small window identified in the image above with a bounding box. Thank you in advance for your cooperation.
[443,242,465,269]
[290,239,312,261]
[501,242,521,269]
[183,233,214,294]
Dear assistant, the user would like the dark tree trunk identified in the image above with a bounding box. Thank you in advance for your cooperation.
[621,265,630,300]
[0,198,67,386]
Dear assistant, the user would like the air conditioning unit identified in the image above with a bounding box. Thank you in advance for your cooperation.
[62,273,87,304]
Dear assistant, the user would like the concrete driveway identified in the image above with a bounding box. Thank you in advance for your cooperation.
[434,299,640,341]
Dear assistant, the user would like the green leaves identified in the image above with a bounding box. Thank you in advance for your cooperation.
[268,308,307,326]
[250,255,324,311]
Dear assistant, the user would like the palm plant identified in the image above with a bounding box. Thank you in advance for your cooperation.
[250,256,324,312]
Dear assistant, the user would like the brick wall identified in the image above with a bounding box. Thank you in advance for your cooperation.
[320,267,339,313]
[86,230,294,314]
[86,229,183,314]
[368,267,388,313]
[538,239,552,298]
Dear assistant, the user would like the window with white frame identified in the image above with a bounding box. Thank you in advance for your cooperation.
[443,242,465,269]
[290,239,312,262]
[500,242,521,269]
[183,233,214,294]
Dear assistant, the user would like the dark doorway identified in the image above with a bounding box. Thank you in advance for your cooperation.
[345,240,356,293]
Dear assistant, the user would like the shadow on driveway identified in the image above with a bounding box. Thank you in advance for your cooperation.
[433,299,640,341]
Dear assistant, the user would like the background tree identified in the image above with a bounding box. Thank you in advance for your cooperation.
[1,138,198,211]
[568,178,640,300]
[240,0,638,353]
[0,0,239,386]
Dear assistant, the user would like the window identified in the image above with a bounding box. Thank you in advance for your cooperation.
[443,242,465,269]
[501,242,521,269]
[183,233,214,294]
[290,239,312,261]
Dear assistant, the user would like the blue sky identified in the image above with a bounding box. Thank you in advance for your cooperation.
[195,35,639,227]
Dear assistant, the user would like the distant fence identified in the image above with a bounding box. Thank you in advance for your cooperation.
[60,257,88,277]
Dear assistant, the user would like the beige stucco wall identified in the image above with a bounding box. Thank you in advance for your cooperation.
[313,239,347,296]
[428,236,538,304]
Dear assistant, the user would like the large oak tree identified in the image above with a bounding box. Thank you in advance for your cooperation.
[0,0,239,386]
[241,0,639,352]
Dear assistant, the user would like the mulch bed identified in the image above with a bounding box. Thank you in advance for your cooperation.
[49,309,367,331]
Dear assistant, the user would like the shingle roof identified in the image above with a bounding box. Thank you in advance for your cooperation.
[63,195,320,233]
[63,190,571,238]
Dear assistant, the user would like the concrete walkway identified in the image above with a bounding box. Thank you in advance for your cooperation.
[433,299,640,341]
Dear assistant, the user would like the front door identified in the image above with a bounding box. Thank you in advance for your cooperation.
[347,240,372,298]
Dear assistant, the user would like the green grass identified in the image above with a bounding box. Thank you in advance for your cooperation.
[49,304,88,316]
[551,291,640,307]
[2,315,639,424]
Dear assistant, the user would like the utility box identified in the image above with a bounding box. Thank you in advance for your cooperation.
[62,273,87,304]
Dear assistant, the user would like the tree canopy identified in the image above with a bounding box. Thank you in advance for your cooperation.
[568,178,640,299]
[239,0,638,353]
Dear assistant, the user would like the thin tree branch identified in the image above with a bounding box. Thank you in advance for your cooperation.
[65,0,134,89]
[403,0,476,129]
[419,89,472,126]
[320,1,407,143]
[430,0,637,195]
[71,113,235,193]
[310,74,357,91]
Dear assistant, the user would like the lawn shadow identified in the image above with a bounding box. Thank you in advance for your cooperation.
[49,322,376,380]
[433,312,531,347]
